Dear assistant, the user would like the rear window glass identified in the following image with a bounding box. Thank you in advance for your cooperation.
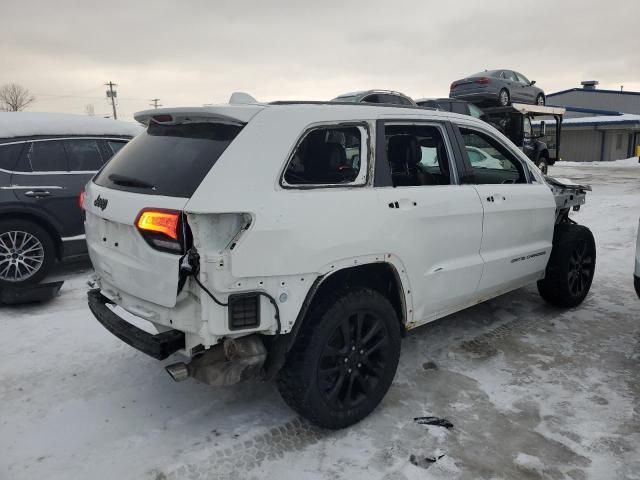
[94,122,243,197]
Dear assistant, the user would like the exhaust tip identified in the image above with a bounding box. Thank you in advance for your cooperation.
[165,362,190,382]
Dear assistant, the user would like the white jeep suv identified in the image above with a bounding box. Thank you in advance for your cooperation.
[85,99,595,429]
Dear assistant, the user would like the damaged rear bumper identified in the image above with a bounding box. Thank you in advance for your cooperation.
[87,289,185,360]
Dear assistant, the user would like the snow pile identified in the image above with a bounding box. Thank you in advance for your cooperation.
[556,156,639,167]
[514,453,545,476]
[0,112,144,139]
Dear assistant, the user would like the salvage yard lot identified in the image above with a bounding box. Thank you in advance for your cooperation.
[1,160,639,480]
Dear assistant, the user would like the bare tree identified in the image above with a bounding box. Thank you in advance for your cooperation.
[0,83,35,112]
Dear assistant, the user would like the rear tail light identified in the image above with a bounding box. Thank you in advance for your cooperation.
[475,77,491,85]
[136,209,190,253]
[79,190,85,210]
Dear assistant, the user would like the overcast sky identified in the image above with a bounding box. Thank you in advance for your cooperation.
[1,0,638,121]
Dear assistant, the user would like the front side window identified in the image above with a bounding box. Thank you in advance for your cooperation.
[515,72,530,85]
[25,140,68,172]
[385,124,452,186]
[460,128,526,184]
[65,139,104,171]
[504,70,518,82]
[283,125,367,186]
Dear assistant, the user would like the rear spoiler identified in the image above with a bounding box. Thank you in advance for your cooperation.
[134,105,265,126]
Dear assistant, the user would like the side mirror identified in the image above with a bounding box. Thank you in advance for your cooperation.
[540,121,546,136]
[530,80,536,86]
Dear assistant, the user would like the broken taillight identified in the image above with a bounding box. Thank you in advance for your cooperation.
[136,209,187,253]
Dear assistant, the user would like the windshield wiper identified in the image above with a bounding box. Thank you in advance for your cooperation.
[108,173,155,190]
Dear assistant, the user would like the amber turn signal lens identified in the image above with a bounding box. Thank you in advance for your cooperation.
[136,210,179,240]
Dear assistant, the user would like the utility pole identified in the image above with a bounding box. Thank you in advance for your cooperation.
[105,81,118,119]
[150,98,162,109]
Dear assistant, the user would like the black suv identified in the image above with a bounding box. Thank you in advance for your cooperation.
[0,113,140,287]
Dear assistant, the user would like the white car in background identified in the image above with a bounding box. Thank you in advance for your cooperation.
[84,99,595,429]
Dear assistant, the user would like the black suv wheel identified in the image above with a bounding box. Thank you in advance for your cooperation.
[538,224,596,307]
[0,219,55,287]
[276,288,401,429]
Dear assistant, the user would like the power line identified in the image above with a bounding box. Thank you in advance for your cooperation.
[149,98,162,109]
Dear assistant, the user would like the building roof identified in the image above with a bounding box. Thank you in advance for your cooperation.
[0,112,143,139]
[547,88,640,98]
[563,114,640,127]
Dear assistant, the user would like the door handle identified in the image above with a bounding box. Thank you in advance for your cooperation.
[486,195,506,203]
[24,190,51,198]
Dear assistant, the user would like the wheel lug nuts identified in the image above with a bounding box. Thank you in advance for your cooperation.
[343,358,348,363]
[357,363,362,368]
[351,346,355,351]
[359,350,364,354]
[348,368,352,373]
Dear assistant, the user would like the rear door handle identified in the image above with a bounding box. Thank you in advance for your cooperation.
[24,190,51,198]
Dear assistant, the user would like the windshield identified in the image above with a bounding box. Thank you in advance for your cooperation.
[94,122,243,197]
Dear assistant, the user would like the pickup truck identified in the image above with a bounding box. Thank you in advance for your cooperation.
[84,98,595,429]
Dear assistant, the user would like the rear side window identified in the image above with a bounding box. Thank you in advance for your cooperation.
[460,128,526,184]
[107,140,126,155]
[65,139,103,171]
[283,125,367,186]
[0,143,24,170]
[25,140,68,172]
[94,122,243,197]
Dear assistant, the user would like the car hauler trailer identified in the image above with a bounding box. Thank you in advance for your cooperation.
[481,103,566,174]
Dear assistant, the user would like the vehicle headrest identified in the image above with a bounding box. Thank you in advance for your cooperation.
[388,135,421,169]
[307,143,347,174]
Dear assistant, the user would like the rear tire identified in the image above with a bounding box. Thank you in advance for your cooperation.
[538,224,596,308]
[276,288,401,429]
[498,88,510,106]
[0,219,55,287]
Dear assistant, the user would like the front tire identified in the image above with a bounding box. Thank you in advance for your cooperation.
[538,224,596,307]
[0,219,55,287]
[498,88,510,106]
[537,155,549,175]
[276,288,401,429]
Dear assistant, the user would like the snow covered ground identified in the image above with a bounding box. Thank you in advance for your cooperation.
[1,160,639,480]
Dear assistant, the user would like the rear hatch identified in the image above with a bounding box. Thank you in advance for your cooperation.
[85,112,248,308]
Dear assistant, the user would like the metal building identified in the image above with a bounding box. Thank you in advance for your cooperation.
[545,81,640,162]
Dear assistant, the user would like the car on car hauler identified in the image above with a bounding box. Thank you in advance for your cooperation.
[85,99,595,429]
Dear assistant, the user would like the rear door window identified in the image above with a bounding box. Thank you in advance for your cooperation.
[25,140,68,172]
[65,139,104,171]
[94,122,243,197]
